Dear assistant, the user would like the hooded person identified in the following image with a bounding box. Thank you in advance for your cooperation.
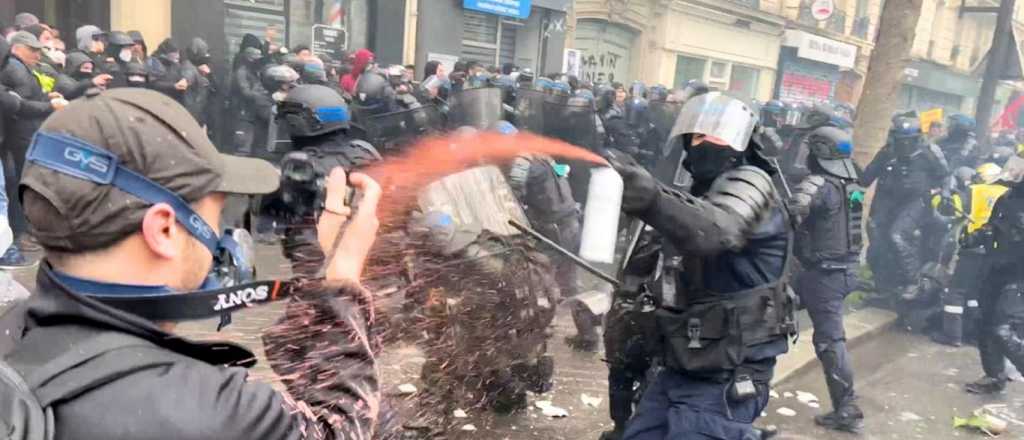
[180,37,217,128]
[97,31,136,88]
[229,45,274,156]
[340,48,374,95]
[146,38,187,102]
[127,30,147,62]
[54,51,102,100]
[231,33,267,71]
[74,25,106,66]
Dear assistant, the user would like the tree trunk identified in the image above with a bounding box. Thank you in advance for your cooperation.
[852,0,925,167]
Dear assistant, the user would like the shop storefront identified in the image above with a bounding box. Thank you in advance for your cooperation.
[658,3,784,101]
[414,0,568,80]
[574,19,637,85]
[899,60,979,115]
[776,30,858,105]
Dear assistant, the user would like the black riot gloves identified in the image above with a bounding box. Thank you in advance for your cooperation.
[605,149,659,214]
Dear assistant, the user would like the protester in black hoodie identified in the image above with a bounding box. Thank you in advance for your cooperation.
[181,37,216,128]
[147,38,187,103]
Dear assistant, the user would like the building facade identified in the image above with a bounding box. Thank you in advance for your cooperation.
[567,0,883,104]
[406,0,570,81]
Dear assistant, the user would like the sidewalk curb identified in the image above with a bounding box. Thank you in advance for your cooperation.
[771,307,898,387]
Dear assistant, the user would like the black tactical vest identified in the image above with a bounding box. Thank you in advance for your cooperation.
[654,206,797,376]
[795,177,864,265]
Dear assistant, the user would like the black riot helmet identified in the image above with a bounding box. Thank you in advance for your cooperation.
[760,100,786,129]
[648,85,669,102]
[946,114,977,139]
[354,71,394,114]
[261,64,300,93]
[801,103,838,129]
[670,80,710,103]
[889,113,924,156]
[277,84,351,138]
[596,84,617,112]
[630,81,646,99]
[806,126,858,180]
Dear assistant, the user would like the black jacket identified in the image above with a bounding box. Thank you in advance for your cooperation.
[180,59,215,126]
[148,54,186,103]
[230,62,273,123]
[4,264,385,439]
[0,56,53,149]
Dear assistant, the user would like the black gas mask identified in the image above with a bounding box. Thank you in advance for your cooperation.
[683,136,744,183]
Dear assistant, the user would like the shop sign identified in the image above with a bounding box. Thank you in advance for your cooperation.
[312,25,348,60]
[463,0,532,19]
[563,49,581,77]
[784,30,857,69]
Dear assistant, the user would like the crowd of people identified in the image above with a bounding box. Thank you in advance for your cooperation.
[6,9,1024,440]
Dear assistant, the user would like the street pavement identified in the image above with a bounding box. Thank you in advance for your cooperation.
[763,331,1024,440]
[11,246,1024,439]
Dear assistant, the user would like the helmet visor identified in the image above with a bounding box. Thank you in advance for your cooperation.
[669,93,757,152]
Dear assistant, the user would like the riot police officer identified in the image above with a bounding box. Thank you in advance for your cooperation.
[788,126,865,432]
[862,114,949,301]
[269,84,381,276]
[938,114,980,170]
[965,154,1024,394]
[610,92,796,439]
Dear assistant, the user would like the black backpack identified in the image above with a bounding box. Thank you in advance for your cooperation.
[0,332,162,439]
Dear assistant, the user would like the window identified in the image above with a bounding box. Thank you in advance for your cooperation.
[674,55,707,87]
[729,65,760,99]
[674,54,761,99]
[461,10,519,66]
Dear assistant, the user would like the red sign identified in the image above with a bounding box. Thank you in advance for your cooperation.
[779,71,833,105]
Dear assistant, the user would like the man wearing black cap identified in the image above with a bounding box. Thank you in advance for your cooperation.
[1,88,388,438]
[1,31,66,267]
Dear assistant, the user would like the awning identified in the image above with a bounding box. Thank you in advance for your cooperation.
[905,60,980,98]
[782,29,857,69]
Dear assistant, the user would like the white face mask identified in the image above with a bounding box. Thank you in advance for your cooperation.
[47,49,66,67]
[119,48,133,63]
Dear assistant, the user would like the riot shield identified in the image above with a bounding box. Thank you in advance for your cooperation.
[649,100,684,136]
[358,105,444,152]
[514,88,548,134]
[542,97,600,151]
[417,165,530,237]
[447,87,505,130]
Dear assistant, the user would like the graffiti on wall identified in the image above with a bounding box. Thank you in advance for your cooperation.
[580,50,624,84]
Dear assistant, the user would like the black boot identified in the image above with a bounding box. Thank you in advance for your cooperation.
[814,405,864,433]
[598,426,624,440]
[965,375,1008,394]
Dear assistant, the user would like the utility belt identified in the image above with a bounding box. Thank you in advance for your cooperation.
[655,283,797,376]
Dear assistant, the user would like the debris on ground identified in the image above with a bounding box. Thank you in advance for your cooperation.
[795,391,818,405]
[954,407,1009,436]
[460,424,477,431]
[535,400,569,418]
[899,412,923,422]
[776,407,797,417]
[452,409,468,419]
[581,394,602,408]
[396,383,418,395]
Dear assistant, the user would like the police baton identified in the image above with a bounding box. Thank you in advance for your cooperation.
[770,157,793,199]
[508,219,621,288]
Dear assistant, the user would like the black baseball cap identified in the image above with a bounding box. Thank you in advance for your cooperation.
[21,88,279,251]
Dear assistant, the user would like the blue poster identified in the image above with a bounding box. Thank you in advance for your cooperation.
[463,0,532,19]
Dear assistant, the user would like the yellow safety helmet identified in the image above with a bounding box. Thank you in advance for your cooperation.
[976,163,1003,185]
